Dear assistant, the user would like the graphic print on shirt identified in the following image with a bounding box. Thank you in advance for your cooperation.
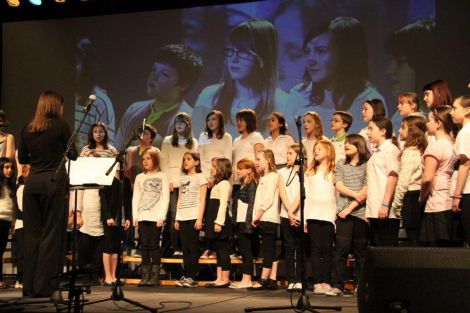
[178,178,200,210]
[138,177,162,212]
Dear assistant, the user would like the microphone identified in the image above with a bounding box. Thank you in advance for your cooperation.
[140,118,146,140]
[82,94,96,113]
[294,115,302,126]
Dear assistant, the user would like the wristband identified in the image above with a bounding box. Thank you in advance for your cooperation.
[381,203,390,208]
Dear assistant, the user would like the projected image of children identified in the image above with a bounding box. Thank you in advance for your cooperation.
[192,19,288,138]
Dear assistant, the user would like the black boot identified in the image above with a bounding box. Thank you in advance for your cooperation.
[138,264,150,287]
[146,264,160,286]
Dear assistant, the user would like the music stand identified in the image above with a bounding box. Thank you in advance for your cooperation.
[244,117,341,313]
[56,157,117,312]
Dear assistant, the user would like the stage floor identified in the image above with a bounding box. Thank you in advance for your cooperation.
[0,286,358,312]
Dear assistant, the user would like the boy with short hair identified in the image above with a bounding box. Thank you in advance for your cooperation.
[330,111,353,162]
[116,44,203,149]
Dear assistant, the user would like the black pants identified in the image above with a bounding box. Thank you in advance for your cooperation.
[369,218,400,247]
[23,173,67,297]
[214,238,231,271]
[178,220,199,279]
[13,228,24,283]
[138,221,162,265]
[331,216,369,289]
[402,190,422,246]
[280,218,302,283]
[307,219,334,284]
[78,232,104,282]
[102,224,120,254]
[461,194,470,246]
[258,222,278,269]
[162,189,181,254]
[236,223,254,275]
[0,220,11,281]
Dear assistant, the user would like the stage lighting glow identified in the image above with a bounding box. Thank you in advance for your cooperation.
[29,0,41,5]
[6,0,20,7]
[55,0,66,2]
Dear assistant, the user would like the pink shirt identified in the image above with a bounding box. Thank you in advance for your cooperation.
[423,138,457,213]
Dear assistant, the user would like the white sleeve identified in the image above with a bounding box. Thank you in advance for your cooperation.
[214,181,231,226]
[456,129,470,160]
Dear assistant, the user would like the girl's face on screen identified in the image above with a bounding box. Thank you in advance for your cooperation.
[304,32,338,85]
[225,44,257,82]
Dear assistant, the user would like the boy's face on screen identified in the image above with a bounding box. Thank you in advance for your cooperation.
[146,62,181,101]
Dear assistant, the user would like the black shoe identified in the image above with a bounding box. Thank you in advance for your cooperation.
[265,279,278,290]
[248,279,267,290]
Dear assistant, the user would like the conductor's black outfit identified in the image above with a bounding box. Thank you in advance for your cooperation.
[18,119,77,297]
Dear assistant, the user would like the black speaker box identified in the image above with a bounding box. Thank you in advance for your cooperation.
[358,247,470,313]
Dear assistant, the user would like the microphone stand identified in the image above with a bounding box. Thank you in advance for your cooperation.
[79,130,158,313]
[244,118,341,313]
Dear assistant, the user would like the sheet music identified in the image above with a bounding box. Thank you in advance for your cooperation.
[67,157,117,186]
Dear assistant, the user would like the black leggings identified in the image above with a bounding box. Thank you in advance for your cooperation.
[331,216,369,289]
[236,223,254,275]
[178,220,200,279]
[280,218,302,283]
[369,218,400,246]
[138,221,162,265]
[214,239,231,271]
[307,219,334,284]
[258,222,278,269]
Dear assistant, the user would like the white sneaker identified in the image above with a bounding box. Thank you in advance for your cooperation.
[182,277,198,288]
[313,284,326,295]
[287,283,294,291]
[14,281,22,289]
[325,287,343,296]
[322,283,332,292]
[175,276,186,287]
[293,283,302,291]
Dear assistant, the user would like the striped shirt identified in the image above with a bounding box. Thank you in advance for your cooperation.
[335,160,367,219]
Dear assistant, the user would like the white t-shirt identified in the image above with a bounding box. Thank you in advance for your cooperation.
[232,132,264,183]
[15,185,24,230]
[264,135,295,165]
[455,122,470,194]
[366,140,400,218]
[304,171,336,224]
[198,132,232,181]
[160,136,198,187]
[176,173,207,221]
[253,172,280,224]
[278,167,300,220]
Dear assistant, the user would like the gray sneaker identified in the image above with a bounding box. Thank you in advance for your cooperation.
[183,277,198,288]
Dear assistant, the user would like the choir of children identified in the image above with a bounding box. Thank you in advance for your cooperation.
[8,87,469,296]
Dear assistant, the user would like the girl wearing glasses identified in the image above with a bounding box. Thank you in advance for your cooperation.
[192,19,288,137]
[160,112,198,257]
